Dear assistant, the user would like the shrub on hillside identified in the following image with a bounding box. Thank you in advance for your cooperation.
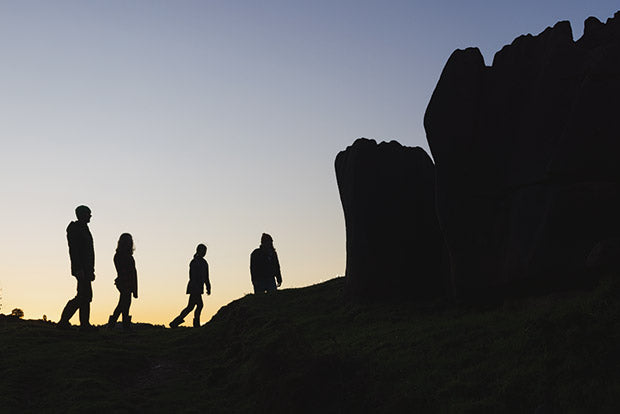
[10,308,24,319]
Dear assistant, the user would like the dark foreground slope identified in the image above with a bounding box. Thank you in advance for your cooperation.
[1,277,619,413]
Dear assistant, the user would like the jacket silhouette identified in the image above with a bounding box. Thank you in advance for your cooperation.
[107,233,138,329]
[250,233,282,293]
[114,252,138,296]
[187,254,210,295]
[67,221,95,278]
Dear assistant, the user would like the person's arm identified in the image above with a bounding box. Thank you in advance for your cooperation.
[132,256,138,299]
[85,227,95,281]
[205,261,211,295]
[274,252,282,287]
[67,224,84,278]
[250,250,257,282]
[188,259,197,291]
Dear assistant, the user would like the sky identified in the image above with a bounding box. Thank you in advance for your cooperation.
[0,1,618,326]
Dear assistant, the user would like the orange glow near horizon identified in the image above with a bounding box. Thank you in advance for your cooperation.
[0,206,345,326]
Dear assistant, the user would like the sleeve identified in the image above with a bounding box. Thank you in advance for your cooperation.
[67,224,82,276]
[274,252,282,284]
[131,256,138,297]
[204,261,211,293]
[250,250,257,282]
[113,253,121,275]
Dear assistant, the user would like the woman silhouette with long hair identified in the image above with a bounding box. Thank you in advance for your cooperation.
[107,233,138,329]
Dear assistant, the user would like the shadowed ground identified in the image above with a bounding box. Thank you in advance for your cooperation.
[0,276,618,412]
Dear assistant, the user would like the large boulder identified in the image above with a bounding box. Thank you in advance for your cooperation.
[424,12,620,301]
[335,138,445,300]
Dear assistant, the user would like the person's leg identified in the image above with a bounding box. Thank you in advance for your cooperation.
[59,297,79,326]
[59,278,83,326]
[193,296,203,327]
[120,292,130,320]
[170,295,196,327]
[79,302,91,327]
[179,295,197,319]
[121,292,132,328]
[78,279,93,327]
[109,290,123,325]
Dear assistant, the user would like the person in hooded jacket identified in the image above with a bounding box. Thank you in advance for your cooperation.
[58,205,96,331]
[107,233,138,330]
[250,233,282,294]
[170,244,211,328]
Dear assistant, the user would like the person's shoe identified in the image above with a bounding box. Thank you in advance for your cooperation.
[57,320,71,330]
[193,318,201,328]
[79,324,99,332]
[107,315,116,329]
[169,317,183,328]
[122,315,132,331]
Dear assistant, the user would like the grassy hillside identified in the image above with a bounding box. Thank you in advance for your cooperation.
[1,276,619,413]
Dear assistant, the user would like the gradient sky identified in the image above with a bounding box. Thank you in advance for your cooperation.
[1,1,617,326]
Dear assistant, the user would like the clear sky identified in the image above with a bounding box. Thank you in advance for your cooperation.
[1,1,617,326]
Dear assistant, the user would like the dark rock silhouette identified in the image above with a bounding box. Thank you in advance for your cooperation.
[424,12,620,301]
[335,138,445,300]
[587,238,620,275]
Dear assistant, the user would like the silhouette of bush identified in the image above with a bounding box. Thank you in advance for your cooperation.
[10,308,24,319]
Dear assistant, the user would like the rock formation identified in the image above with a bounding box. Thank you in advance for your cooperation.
[335,138,445,300]
[424,12,620,300]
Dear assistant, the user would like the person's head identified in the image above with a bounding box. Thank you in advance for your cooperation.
[260,233,273,248]
[75,205,92,223]
[195,243,207,258]
[116,233,134,255]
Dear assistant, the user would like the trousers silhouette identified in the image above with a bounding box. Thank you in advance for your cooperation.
[173,293,203,327]
[108,289,132,328]
[60,276,93,326]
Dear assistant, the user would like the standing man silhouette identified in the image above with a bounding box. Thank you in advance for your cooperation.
[170,244,211,328]
[58,205,96,331]
[250,233,282,294]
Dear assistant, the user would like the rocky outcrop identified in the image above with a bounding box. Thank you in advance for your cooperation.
[335,138,445,300]
[424,12,620,301]
[587,238,620,275]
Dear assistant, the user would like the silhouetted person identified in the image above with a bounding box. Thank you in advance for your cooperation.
[250,233,282,293]
[170,244,211,328]
[107,233,138,330]
[58,205,96,331]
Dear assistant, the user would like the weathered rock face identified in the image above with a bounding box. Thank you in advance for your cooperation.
[335,138,445,300]
[424,12,620,301]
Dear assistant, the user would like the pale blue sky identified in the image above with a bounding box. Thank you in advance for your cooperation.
[0,1,617,324]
